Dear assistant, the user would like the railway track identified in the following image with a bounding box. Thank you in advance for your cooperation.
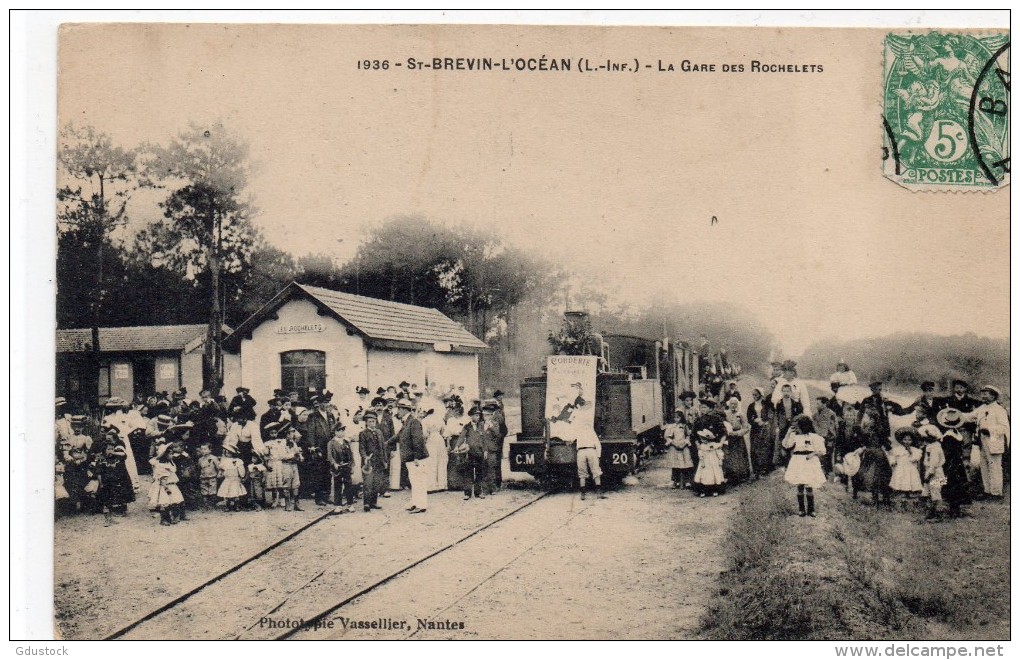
[273,490,584,640]
[105,490,551,640]
[104,507,339,640]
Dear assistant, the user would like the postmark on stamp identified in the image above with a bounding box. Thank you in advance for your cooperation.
[883,31,1009,190]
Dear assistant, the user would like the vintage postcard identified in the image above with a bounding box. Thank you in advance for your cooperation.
[46,20,1009,643]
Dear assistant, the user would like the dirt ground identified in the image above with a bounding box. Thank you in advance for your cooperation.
[292,462,733,640]
[54,459,736,640]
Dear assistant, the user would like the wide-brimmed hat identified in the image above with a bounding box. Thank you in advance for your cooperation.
[481,399,499,411]
[362,410,378,421]
[936,408,964,429]
[55,397,68,408]
[396,398,415,410]
[102,424,121,437]
[222,442,238,455]
[980,385,1001,399]
[156,414,174,428]
[104,397,127,408]
[235,386,250,394]
[69,414,88,426]
[154,441,172,459]
[468,406,482,416]
[492,390,505,398]
[166,422,194,437]
[356,386,370,395]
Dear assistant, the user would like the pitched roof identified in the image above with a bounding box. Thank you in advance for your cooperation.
[224,282,487,352]
[56,324,218,354]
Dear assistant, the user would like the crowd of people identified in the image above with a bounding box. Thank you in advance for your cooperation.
[54,381,510,525]
[53,359,1010,526]
[661,360,1010,520]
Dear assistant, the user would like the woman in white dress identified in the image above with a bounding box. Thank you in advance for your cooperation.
[420,407,448,491]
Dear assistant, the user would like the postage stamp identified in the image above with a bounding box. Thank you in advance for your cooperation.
[883,31,1010,190]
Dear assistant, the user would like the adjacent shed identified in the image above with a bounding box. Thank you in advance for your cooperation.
[56,324,237,406]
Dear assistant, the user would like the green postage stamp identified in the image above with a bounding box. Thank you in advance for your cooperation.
[883,31,1009,190]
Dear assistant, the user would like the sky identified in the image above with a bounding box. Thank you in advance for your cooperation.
[56,23,1010,356]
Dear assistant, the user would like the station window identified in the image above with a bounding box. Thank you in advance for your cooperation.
[280,350,326,401]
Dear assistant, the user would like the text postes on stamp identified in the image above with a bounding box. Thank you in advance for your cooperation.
[883,31,1009,190]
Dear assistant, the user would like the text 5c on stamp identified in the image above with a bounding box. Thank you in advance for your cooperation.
[883,32,1009,190]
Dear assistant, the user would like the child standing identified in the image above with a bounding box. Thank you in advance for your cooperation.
[889,427,924,502]
[90,439,135,526]
[247,453,269,510]
[62,446,90,514]
[197,443,219,509]
[663,409,694,489]
[692,414,728,497]
[217,443,247,511]
[782,415,827,517]
[264,421,302,511]
[921,427,947,521]
[149,441,185,525]
[327,424,355,513]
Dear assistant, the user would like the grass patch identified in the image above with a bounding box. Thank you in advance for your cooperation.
[701,477,1010,640]
[701,478,921,640]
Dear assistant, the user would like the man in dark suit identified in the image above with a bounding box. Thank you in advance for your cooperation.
[858,381,909,446]
[358,411,388,511]
[228,386,257,420]
[371,397,394,496]
[904,381,939,415]
[395,398,429,513]
[772,383,804,465]
[455,406,493,499]
[482,400,506,493]
[933,379,980,430]
[260,397,282,434]
[301,395,334,505]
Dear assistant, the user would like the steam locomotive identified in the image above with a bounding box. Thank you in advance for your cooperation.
[508,316,701,486]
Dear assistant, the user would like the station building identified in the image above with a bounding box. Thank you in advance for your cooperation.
[222,282,488,408]
[56,324,238,407]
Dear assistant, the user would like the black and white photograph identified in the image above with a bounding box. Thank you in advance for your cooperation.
[11,11,1011,647]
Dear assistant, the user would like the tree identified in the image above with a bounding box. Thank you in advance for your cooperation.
[227,239,298,324]
[57,124,136,412]
[141,122,255,393]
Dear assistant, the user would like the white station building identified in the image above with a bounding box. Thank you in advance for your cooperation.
[223,282,488,409]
